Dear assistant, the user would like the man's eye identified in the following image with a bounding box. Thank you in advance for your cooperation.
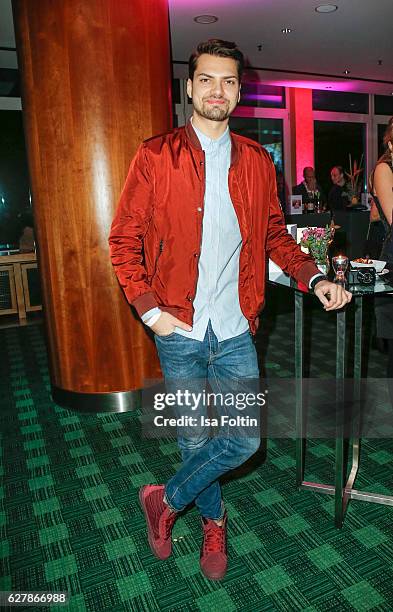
[200,78,209,83]
[226,80,236,85]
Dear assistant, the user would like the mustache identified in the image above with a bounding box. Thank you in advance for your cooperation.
[203,95,228,101]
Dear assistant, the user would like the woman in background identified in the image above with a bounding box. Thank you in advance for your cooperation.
[366,198,386,260]
[371,117,393,392]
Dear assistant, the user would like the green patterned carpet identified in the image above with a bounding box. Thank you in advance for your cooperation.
[1,293,393,612]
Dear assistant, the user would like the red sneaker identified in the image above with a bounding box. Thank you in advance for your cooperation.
[200,513,228,580]
[139,485,177,560]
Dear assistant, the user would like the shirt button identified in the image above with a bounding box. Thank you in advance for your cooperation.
[187,296,193,302]
[194,253,199,257]
[197,207,202,212]
[200,161,204,165]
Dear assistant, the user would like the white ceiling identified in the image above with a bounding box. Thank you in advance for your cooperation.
[1,0,392,95]
[169,0,393,95]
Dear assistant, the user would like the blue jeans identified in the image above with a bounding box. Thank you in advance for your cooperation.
[154,321,260,520]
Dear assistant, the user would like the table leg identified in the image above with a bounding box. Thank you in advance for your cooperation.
[346,299,362,491]
[335,308,346,528]
[293,291,393,523]
[295,292,304,487]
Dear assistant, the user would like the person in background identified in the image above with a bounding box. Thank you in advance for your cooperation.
[275,169,287,212]
[365,197,388,353]
[365,197,386,260]
[328,165,351,211]
[109,39,352,581]
[370,118,393,393]
[293,166,325,209]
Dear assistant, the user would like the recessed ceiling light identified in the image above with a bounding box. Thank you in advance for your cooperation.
[315,4,338,13]
[343,69,350,74]
[281,27,292,33]
[194,15,218,24]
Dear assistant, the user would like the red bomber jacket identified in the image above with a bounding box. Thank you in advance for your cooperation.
[109,121,320,335]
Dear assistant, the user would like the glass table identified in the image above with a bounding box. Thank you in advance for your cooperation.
[268,270,393,527]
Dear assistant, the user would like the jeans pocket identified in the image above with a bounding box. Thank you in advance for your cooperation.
[155,331,176,340]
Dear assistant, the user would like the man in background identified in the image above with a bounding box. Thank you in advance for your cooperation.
[293,166,325,209]
[328,165,350,210]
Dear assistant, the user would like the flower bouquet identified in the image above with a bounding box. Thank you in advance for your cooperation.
[300,225,333,272]
[344,154,364,205]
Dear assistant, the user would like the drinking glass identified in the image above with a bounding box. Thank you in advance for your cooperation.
[332,254,349,283]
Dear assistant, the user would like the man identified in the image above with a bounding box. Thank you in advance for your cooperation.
[109,39,351,580]
[293,166,325,207]
[328,165,350,210]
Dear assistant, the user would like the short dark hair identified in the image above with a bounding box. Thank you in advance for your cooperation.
[188,39,245,81]
[331,165,344,175]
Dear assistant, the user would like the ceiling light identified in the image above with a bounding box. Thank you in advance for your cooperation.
[194,15,218,24]
[281,27,292,33]
[343,69,350,74]
[315,4,338,13]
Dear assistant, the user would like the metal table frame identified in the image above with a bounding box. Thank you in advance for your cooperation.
[269,272,393,528]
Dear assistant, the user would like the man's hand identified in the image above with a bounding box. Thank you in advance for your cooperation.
[314,280,352,311]
[151,311,192,336]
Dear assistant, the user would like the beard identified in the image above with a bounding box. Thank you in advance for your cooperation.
[193,97,232,122]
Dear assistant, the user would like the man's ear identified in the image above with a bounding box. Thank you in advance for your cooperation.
[186,78,192,99]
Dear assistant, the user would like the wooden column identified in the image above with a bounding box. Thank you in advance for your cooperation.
[12,0,170,411]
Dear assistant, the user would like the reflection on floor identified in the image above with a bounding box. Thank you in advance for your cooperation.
[1,293,392,611]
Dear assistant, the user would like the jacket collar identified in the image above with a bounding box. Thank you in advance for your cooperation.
[185,119,239,166]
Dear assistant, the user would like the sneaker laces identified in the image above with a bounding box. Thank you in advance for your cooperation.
[145,489,166,539]
[159,507,177,540]
[203,522,225,553]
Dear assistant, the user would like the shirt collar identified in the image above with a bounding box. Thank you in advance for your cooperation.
[190,117,230,150]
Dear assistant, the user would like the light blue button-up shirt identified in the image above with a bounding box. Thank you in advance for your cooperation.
[143,121,249,342]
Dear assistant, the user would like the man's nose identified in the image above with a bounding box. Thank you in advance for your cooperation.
[211,80,224,96]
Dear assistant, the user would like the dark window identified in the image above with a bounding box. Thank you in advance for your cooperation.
[0,110,31,247]
[0,68,20,97]
[378,122,389,158]
[314,121,366,196]
[171,79,181,105]
[312,90,369,114]
[238,79,285,109]
[229,116,284,169]
[374,95,393,117]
